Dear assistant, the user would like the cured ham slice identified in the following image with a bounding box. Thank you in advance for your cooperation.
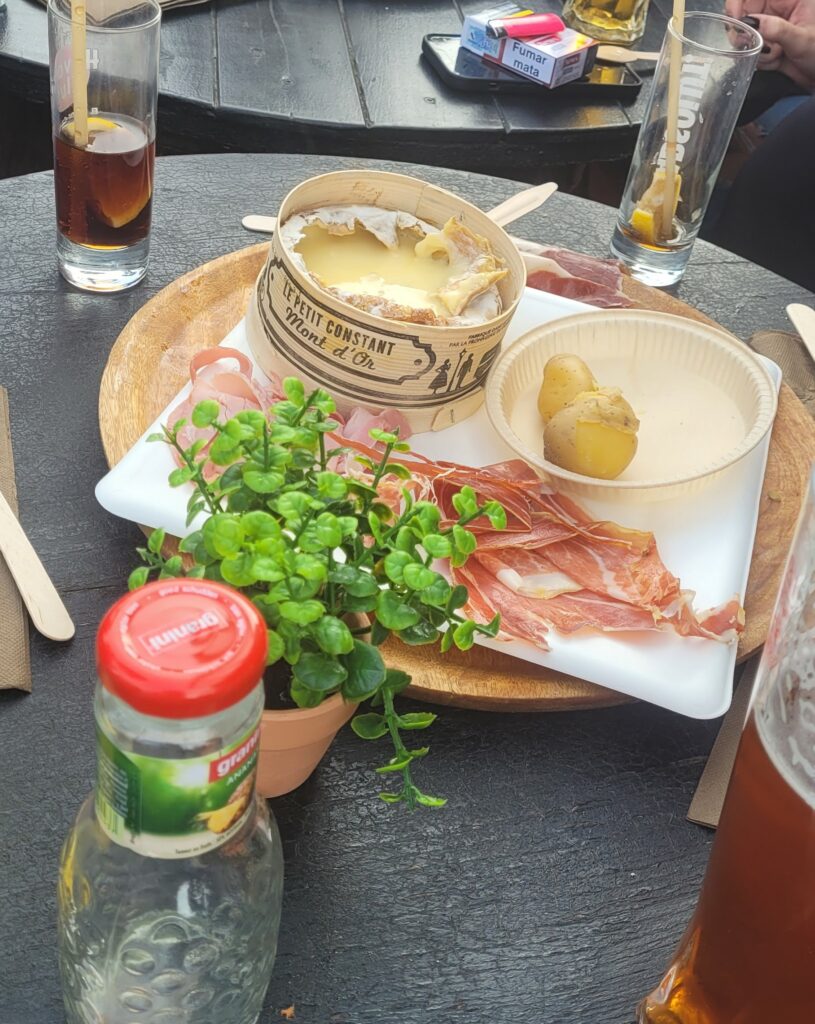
[167,348,284,479]
[167,348,414,480]
[516,239,634,309]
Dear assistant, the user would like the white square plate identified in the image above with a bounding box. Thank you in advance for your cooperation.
[96,288,779,719]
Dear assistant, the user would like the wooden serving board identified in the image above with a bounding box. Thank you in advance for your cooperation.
[99,242,815,712]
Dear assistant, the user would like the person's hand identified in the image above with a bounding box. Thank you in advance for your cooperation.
[754,14,815,88]
[725,0,815,90]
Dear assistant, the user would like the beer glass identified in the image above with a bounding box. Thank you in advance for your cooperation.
[610,14,761,287]
[48,0,160,291]
[563,0,650,45]
[638,468,815,1024]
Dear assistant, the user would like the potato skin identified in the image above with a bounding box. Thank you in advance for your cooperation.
[543,388,639,480]
[537,354,597,424]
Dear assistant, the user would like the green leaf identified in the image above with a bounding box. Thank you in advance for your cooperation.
[375,591,420,631]
[447,584,469,612]
[239,513,279,542]
[178,530,203,554]
[220,553,257,587]
[128,566,150,590]
[340,640,386,700]
[369,428,398,444]
[279,600,324,626]
[452,620,477,651]
[266,629,285,664]
[402,563,436,591]
[368,511,384,544]
[251,555,286,582]
[383,462,411,480]
[483,500,507,530]
[478,612,501,638]
[440,629,454,654]
[397,711,437,730]
[283,377,306,407]
[208,433,242,466]
[452,486,478,518]
[397,620,440,646]
[293,554,328,582]
[208,515,244,557]
[312,615,355,655]
[191,399,221,428]
[330,566,380,598]
[243,468,285,494]
[452,525,477,555]
[275,491,312,521]
[374,757,413,770]
[159,555,183,578]
[350,713,389,740]
[293,652,347,692]
[383,551,412,584]
[185,499,207,528]
[290,679,325,709]
[316,472,348,500]
[370,619,390,646]
[168,466,193,488]
[394,526,419,554]
[341,592,380,613]
[147,529,166,555]
[418,576,452,608]
[382,668,412,696]
[376,755,413,774]
[415,792,447,808]
[421,533,451,559]
[378,792,404,804]
[338,515,358,538]
[147,431,166,443]
[224,418,256,442]
[315,512,342,548]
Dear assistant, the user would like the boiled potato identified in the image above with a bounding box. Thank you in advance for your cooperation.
[544,387,639,480]
[537,354,597,424]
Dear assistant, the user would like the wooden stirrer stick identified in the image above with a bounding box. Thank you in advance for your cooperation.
[661,0,686,242]
[70,0,89,148]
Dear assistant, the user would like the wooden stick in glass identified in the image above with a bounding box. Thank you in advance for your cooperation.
[70,0,89,148]
[661,0,686,242]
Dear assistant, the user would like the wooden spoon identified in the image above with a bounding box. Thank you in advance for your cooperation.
[241,182,559,236]
[787,304,815,366]
[596,45,660,63]
[0,489,75,641]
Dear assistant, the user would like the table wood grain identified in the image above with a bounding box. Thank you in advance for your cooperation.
[0,0,678,178]
[1,153,814,1024]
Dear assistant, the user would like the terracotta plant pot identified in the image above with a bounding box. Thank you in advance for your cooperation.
[256,613,368,798]
[257,693,358,799]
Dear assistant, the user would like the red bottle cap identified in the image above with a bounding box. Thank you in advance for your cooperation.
[96,580,268,719]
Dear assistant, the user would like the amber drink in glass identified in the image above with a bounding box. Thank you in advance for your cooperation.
[48,0,160,291]
[638,468,815,1024]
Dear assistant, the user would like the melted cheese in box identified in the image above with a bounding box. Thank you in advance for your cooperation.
[279,204,507,327]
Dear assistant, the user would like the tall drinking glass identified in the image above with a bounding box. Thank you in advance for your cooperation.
[637,467,815,1024]
[610,13,761,287]
[48,0,160,292]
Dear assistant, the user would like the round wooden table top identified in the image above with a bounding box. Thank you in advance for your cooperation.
[98,241,815,713]
[5,153,815,1024]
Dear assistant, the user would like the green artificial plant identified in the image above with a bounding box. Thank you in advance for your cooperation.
[130,379,505,808]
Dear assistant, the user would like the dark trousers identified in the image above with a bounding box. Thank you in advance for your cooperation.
[708,75,814,291]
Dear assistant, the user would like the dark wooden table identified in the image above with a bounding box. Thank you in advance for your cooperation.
[0,0,675,179]
[0,153,812,1024]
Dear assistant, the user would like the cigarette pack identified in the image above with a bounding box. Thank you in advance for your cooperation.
[500,32,597,88]
[461,3,597,89]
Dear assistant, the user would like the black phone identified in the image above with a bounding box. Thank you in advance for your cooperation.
[422,34,643,99]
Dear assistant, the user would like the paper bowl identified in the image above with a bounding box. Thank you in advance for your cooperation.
[485,309,778,502]
[245,170,526,433]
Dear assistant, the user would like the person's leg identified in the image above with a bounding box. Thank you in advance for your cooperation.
[708,95,815,290]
